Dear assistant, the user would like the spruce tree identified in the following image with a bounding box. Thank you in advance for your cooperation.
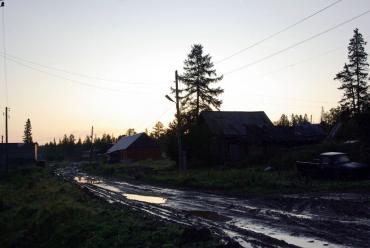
[23,118,33,143]
[335,28,369,114]
[178,44,223,121]
[151,121,165,139]
[276,114,290,126]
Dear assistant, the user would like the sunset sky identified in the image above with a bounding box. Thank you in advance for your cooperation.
[0,0,370,144]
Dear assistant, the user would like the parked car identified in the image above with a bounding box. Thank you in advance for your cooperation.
[296,152,369,179]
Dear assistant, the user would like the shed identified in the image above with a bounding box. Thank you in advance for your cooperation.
[0,143,38,166]
[106,133,161,162]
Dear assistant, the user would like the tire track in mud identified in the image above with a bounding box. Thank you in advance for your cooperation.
[55,167,370,248]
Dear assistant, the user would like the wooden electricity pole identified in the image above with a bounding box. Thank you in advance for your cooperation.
[89,126,94,166]
[5,106,9,173]
[175,71,186,171]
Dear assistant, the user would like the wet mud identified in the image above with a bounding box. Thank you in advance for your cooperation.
[56,167,370,248]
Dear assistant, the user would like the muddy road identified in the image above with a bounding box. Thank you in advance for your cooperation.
[56,167,370,248]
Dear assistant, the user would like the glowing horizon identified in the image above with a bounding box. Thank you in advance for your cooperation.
[0,0,369,144]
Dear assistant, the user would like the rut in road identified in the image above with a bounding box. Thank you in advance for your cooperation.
[56,167,370,248]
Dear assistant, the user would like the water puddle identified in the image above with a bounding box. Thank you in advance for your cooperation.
[123,193,167,204]
[74,176,101,184]
[96,184,121,193]
[231,219,343,248]
[74,176,121,192]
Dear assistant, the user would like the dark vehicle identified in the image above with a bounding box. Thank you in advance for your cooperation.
[296,152,369,179]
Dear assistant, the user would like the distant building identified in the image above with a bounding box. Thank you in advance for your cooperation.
[199,111,274,165]
[293,123,326,142]
[106,133,161,162]
[198,111,326,165]
[0,143,38,166]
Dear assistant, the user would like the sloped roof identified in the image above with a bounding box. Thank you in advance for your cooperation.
[106,133,144,154]
[200,111,273,136]
[294,124,326,138]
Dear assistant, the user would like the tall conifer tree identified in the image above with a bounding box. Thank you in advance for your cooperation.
[335,28,369,114]
[178,44,223,121]
[23,118,33,143]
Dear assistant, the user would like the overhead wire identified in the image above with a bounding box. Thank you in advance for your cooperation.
[138,104,175,132]
[224,10,370,75]
[1,3,8,104]
[215,0,344,64]
[254,46,342,79]
[1,54,153,95]
[4,52,163,86]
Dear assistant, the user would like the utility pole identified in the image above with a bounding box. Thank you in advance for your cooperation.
[89,126,94,167]
[175,71,185,171]
[5,106,9,173]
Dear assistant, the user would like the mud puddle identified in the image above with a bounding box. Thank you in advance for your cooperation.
[60,168,370,248]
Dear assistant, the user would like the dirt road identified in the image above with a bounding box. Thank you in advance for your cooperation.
[56,167,370,248]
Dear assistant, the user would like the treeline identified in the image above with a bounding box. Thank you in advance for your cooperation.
[40,133,117,161]
[40,123,170,161]
[274,113,311,127]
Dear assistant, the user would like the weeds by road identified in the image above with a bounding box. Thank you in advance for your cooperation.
[0,167,220,248]
[82,142,370,196]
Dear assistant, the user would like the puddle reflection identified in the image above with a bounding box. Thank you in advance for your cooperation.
[74,176,121,192]
[123,193,167,204]
[74,176,101,184]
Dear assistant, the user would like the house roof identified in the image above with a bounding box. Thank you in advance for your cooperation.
[293,124,326,138]
[200,111,273,136]
[106,133,144,154]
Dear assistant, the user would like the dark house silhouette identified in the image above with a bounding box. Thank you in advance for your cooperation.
[198,111,326,165]
[293,123,326,142]
[199,111,274,165]
[106,133,161,162]
[0,143,38,166]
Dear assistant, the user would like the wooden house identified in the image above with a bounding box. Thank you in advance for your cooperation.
[106,133,161,162]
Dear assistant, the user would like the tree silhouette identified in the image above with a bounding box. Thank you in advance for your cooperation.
[335,28,369,114]
[23,118,33,143]
[126,128,136,136]
[275,114,290,126]
[177,44,223,121]
[150,121,165,139]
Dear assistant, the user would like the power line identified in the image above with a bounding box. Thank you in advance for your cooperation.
[215,0,343,64]
[1,2,8,104]
[4,53,163,86]
[224,10,370,75]
[254,47,341,79]
[250,93,337,105]
[1,54,152,95]
[138,104,174,131]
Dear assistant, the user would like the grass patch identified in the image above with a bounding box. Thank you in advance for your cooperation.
[89,163,370,195]
[0,166,219,248]
[82,141,370,196]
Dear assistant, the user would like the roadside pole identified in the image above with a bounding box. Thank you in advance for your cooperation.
[5,106,9,173]
[175,71,183,171]
[90,126,94,167]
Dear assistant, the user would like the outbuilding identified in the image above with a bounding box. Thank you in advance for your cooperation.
[0,143,38,167]
[106,133,161,162]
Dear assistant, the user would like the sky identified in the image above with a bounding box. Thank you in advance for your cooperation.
[0,0,370,144]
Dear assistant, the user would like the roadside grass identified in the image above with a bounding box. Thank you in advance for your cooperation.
[83,161,370,195]
[82,141,370,195]
[0,166,219,248]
